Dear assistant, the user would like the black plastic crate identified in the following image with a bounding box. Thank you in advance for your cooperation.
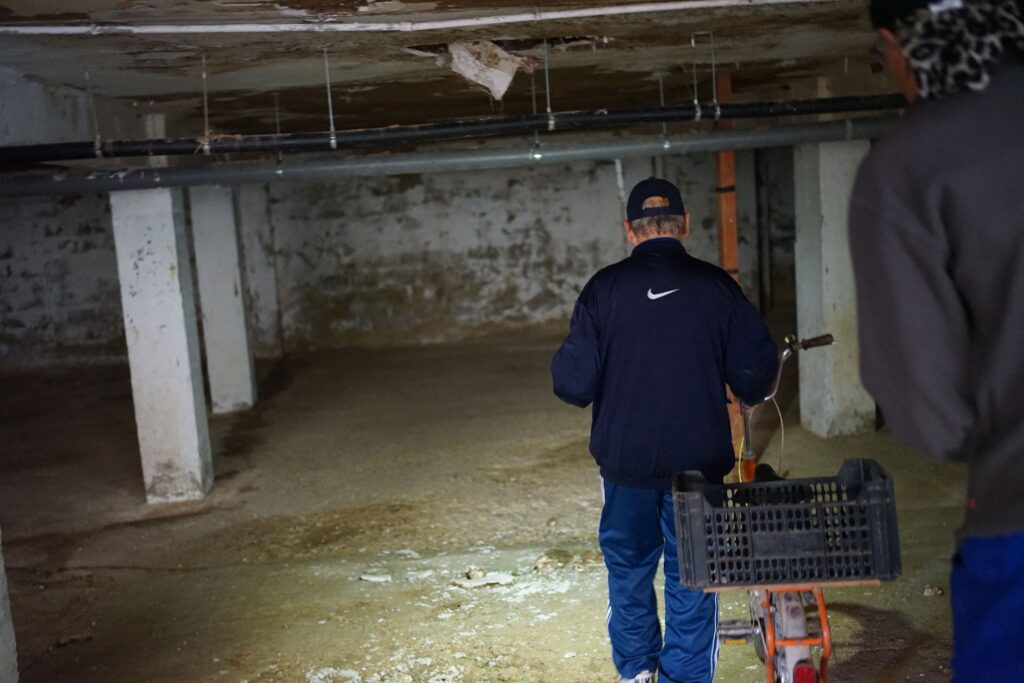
[672,459,900,589]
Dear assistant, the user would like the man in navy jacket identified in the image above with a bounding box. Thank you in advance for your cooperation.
[552,177,776,683]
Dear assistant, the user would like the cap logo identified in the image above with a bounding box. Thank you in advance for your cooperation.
[642,196,671,209]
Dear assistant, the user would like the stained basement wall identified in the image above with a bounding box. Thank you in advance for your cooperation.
[267,152,760,350]
[0,193,124,365]
[0,65,138,146]
[756,147,797,311]
[0,149,764,366]
[0,67,142,366]
[0,65,94,145]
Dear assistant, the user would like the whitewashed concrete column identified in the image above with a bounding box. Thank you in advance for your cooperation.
[236,184,283,356]
[794,140,874,437]
[110,189,213,502]
[190,186,257,413]
[0,530,18,683]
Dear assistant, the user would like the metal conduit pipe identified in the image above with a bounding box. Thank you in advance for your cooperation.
[0,117,897,199]
[0,94,905,166]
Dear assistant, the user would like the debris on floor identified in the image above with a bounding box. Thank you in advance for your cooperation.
[306,667,362,683]
[360,574,393,583]
[532,548,573,571]
[452,572,514,589]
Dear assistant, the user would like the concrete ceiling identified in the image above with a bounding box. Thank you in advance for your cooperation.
[0,0,890,137]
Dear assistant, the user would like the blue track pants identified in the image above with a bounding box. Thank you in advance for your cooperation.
[599,479,719,683]
[950,531,1024,682]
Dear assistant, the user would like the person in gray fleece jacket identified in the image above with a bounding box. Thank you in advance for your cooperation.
[850,1,1024,680]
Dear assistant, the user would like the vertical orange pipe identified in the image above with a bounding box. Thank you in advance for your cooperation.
[714,72,749,479]
[714,72,740,284]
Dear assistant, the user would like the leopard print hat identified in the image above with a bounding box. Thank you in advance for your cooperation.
[893,0,1024,100]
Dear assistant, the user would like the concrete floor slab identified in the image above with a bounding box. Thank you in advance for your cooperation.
[0,335,964,682]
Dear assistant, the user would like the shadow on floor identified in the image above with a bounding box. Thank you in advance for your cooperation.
[827,601,951,682]
[217,355,296,465]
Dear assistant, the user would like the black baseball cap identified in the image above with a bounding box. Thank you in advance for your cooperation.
[626,177,686,223]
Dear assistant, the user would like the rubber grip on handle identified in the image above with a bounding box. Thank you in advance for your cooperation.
[800,334,835,349]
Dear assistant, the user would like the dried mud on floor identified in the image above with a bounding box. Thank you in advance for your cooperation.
[0,337,964,682]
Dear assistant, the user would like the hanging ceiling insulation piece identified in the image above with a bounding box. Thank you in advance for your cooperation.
[448,41,535,100]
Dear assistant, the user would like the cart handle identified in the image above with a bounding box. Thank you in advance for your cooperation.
[760,333,836,404]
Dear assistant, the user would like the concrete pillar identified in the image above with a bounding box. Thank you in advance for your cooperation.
[0,531,18,683]
[190,186,257,413]
[110,188,213,503]
[236,184,284,356]
[794,140,874,437]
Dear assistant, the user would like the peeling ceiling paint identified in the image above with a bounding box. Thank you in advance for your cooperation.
[0,1,890,136]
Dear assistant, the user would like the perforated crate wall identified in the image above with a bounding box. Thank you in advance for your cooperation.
[673,460,900,589]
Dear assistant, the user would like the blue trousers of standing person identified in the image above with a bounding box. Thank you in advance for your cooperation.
[950,531,1024,682]
[599,479,719,683]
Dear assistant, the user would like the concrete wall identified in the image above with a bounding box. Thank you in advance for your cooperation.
[756,147,797,312]
[267,152,760,350]
[1,150,762,365]
[0,65,93,146]
[0,65,135,146]
[0,67,143,367]
[735,150,760,305]
[0,193,125,365]
[236,184,284,356]
[269,162,625,348]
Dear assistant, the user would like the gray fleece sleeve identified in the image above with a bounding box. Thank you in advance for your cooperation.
[848,156,975,462]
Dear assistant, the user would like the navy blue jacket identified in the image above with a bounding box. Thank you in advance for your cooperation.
[551,238,777,489]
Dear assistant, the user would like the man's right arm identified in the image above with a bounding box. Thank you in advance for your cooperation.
[551,284,600,408]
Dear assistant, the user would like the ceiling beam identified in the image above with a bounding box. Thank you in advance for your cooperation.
[0,0,844,36]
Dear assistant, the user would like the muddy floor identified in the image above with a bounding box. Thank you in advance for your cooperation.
[0,335,964,682]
